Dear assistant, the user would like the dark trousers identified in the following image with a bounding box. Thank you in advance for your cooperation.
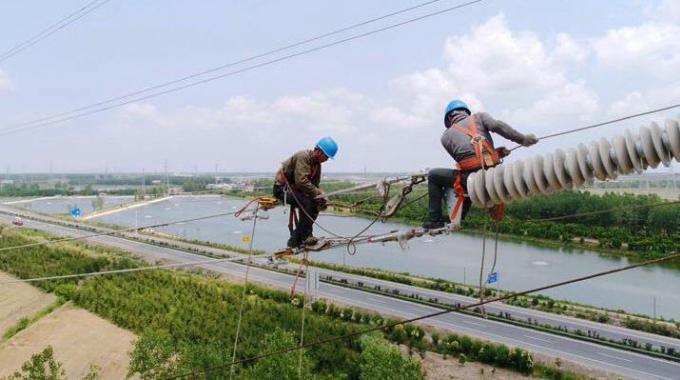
[273,183,319,245]
[427,168,472,222]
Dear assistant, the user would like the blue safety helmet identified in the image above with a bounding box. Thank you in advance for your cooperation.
[444,99,471,127]
[316,137,338,159]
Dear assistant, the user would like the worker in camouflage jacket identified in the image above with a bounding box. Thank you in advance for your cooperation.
[273,137,338,248]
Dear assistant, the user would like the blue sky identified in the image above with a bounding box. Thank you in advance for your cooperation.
[0,0,679,173]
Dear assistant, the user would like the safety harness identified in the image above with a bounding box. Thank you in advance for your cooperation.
[275,161,321,243]
[450,115,505,226]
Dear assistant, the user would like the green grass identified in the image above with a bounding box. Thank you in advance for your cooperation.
[2,299,65,341]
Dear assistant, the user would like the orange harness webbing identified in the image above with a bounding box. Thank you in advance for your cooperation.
[452,115,499,171]
[449,115,504,224]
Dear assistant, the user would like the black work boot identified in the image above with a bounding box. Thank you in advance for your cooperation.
[287,236,301,248]
[422,220,445,229]
[302,236,319,246]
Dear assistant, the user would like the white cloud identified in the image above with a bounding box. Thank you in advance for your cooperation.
[0,69,13,92]
[608,91,648,116]
[551,33,588,65]
[656,0,680,24]
[105,16,606,171]
[592,22,680,78]
[369,106,430,129]
[607,82,680,117]
[271,88,365,133]
[32,12,680,173]
[440,15,570,93]
[386,15,597,133]
[503,82,599,128]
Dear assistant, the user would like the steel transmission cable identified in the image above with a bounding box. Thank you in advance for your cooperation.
[0,0,111,64]
[164,250,680,379]
[0,0,484,137]
[0,255,249,285]
[3,0,447,131]
[509,102,680,151]
[0,208,248,253]
[229,204,260,380]
[2,197,677,272]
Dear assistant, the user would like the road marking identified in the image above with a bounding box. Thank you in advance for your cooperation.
[596,352,633,362]
[523,334,552,344]
[460,320,485,327]
[5,208,678,380]
[438,319,676,380]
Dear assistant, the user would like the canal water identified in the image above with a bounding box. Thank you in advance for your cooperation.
[14,195,134,215]
[22,195,680,320]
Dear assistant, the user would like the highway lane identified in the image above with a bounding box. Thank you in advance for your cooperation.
[2,210,680,378]
[7,205,675,354]
[310,266,680,352]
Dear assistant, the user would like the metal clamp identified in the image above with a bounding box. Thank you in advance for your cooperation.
[379,175,426,219]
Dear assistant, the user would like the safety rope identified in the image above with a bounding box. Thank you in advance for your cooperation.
[283,183,389,256]
[476,142,490,316]
[488,222,501,275]
[297,251,310,380]
[477,220,488,317]
[229,203,260,380]
[163,250,680,380]
[289,256,309,297]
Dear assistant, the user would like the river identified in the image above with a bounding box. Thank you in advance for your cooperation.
[21,195,680,320]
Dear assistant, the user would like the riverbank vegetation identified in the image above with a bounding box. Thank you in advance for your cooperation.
[230,180,679,260]
[0,226,589,379]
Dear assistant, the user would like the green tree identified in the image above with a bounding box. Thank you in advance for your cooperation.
[358,335,424,380]
[127,330,179,379]
[3,346,65,380]
[241,328,314,380]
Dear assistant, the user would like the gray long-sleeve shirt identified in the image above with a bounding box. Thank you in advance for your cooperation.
[441,112,527,163]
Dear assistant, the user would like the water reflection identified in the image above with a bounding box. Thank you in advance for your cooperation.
[24,195,680,319]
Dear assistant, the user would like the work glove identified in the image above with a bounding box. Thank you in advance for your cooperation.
[522,133,538,147]
[496,146,511,158]
[316,197,328,211]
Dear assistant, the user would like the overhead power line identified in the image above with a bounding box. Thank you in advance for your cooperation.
[165,250,680,379]
[526,200,680,222]
[3,0,446,132]
[1,195,678,265]
[510,102,680,151]
[3,196,680,378]
[0,0,484,137]
[0,0,111,64]
[0,255,247,285]
[0,208,247,253]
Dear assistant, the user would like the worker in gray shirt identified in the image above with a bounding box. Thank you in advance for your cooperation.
[423,99,538,229]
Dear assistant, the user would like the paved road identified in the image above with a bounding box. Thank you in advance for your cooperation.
[2,207,680,379]
[5,205,678,353]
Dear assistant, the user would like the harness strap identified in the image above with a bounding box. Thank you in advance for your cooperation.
[453,115,500,170]
[449,173,466,227]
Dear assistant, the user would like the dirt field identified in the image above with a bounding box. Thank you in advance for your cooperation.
[419,350,529,380]
[0,271,56,335]
[0,303,136,379]
[401,345,625,380]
